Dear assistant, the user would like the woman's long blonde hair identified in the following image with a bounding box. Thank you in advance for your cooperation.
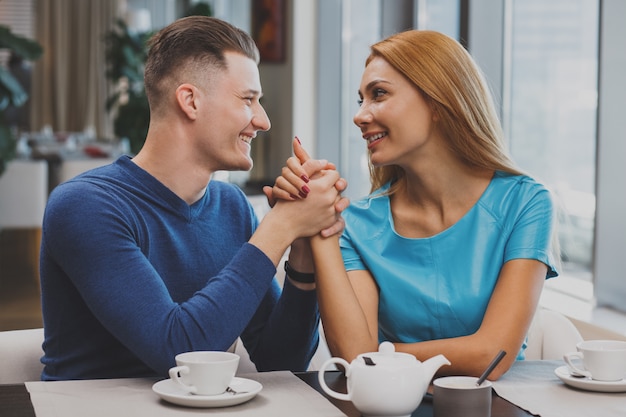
[366,30,523,194]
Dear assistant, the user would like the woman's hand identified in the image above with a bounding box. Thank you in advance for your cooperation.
[264,138,349,237]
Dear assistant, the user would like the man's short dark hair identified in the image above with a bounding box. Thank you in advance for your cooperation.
[144,16,260,114]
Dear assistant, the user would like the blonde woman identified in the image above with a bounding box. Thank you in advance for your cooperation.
[270,30,558,380]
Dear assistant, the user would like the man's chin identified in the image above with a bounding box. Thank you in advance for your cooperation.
[240,159,253,172]
[216,156,253,173]
[232,160,253,172]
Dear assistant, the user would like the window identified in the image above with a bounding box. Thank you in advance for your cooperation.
[504,0,599,280]
[415,0,460,39]
[453,0,626,324]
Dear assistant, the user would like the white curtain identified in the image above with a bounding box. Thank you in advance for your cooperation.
[31,0,121,139]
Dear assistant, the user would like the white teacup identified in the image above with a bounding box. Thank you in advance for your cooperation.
[168,351,239,396]
[433,376,492,417]
[563,339,626,381]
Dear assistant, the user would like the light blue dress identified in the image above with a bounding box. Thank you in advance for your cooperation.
[340,172,558,359]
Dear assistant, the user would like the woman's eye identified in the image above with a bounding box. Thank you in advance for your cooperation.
[357,88,385,106]
[373,88,386,99]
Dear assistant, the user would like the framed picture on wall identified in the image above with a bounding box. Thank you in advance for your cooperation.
[251,0,286,63]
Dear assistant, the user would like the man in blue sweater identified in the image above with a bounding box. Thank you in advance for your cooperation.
[39,16,347,380]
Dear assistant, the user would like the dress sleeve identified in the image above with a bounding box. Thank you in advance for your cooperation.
[504,186,559,278]
[339,230,368,271]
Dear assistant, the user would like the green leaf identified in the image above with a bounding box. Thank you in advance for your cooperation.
[0,25,43,60]
[0,123,16,177]
[184,2,213,17]
[0,24,42,177]
[0,67,27,110]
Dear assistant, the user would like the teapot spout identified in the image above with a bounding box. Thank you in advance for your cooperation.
[422,354,451,380]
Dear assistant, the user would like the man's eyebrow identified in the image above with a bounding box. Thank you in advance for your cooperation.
[242,88,262,98]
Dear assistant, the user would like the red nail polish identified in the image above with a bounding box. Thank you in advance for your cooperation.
[299,190,307,198]
[295,136,302,145]
[301,185,310,194]
[301,174,310,183]
[289,194,298,199]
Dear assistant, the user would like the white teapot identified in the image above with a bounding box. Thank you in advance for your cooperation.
[318,342,450,417]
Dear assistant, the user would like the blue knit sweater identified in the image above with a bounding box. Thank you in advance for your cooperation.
[39,156,319,380]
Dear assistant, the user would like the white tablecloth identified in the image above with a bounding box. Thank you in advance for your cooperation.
[493,360,626,417]
[25,371,346,417]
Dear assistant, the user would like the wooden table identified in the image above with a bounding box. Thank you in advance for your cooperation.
[0,384,34,417]
[0,371,531,417]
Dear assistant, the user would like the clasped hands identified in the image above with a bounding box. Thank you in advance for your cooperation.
[263,138,350,238]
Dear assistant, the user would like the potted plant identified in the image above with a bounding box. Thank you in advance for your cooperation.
[104,18,152,155]
[0,25,43,177]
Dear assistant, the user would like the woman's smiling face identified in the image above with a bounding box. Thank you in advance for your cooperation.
[354,56,440,169]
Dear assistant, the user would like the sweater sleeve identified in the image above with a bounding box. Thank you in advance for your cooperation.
[240,278,320,372]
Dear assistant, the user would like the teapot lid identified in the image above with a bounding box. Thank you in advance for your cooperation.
[356,342,417,367]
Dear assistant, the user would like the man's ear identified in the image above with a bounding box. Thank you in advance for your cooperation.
[175,83,198,120]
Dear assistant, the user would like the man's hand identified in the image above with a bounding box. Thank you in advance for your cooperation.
[263,138,349,237]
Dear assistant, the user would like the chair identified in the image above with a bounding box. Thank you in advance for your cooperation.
[0,159,47,229]
[0,327,44,383]
[525,308,583,360]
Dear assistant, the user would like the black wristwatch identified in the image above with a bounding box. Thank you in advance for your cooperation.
[284,260,316,284]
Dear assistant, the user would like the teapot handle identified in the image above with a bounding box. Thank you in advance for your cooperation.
[318,357,351,401]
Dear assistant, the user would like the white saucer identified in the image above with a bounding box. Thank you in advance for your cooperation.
[555,366,626,393]
[152,377,262,408]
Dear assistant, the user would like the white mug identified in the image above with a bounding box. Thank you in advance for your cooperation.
[563,340,626,381]
[168,351,239,395]
[433,376,492,417]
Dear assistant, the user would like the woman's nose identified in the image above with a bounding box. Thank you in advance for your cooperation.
[353,104,372,127]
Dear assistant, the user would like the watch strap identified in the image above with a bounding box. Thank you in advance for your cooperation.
[284,260,316,283]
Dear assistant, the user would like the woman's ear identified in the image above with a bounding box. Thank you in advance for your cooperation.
[424,95,440,122]
[175,83,198,120]
[431,106,440,122]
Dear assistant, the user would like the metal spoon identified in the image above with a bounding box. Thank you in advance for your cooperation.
[476,350,507,386]
[226,386,249,395]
